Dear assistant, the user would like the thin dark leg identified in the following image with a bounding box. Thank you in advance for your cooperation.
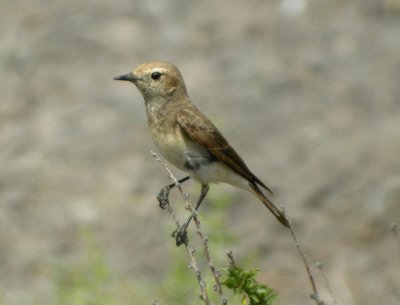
[167,176,191,190]
[175,184,209,246]
[195,184,210,210]
[184,183,209,226]
[157,176,191,209]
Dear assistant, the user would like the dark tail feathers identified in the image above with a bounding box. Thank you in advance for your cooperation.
[250,183,290,228]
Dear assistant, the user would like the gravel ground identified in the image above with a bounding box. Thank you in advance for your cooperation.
[1,1,400,304]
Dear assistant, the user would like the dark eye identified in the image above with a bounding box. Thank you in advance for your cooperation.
[151,71,162,80]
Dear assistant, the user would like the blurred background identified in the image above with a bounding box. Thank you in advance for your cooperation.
[1,0,400,304]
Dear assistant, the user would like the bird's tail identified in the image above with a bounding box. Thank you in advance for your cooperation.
[250,183,290,228]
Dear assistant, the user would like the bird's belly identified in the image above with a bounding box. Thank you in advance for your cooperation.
[191,162,251,192]
[151,129,251,192]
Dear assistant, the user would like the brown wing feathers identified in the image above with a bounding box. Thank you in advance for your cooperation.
[177,106,273,194]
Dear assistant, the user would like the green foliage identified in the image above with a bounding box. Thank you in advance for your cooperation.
[55,229,118,305]
[157,252,198,304]
[52,227,205,305]
[49,192,273,305]
[222,265,277,305]
[202,191,236,249]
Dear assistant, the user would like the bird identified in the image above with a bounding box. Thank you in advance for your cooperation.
[114,61,289,245]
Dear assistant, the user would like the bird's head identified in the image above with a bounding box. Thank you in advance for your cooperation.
[114,61,188,102]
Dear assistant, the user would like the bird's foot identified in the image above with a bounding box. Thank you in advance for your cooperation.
[172,225,189,247]
[157,187,170,209]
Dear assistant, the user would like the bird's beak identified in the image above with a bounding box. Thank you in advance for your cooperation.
[113,72,139,82]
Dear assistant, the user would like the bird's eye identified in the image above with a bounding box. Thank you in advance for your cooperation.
[151,71,162,80]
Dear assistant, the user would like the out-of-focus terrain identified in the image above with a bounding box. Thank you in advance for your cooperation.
[1,1,400,304]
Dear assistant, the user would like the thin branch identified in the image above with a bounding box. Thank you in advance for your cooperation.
[151,151,211,305]
[281,210,327,305]
[175,187,227,304]
[194,216,228,305]
[188,245,212,305]
[151,151,180,186]
[226,250,236,266]
[390,222,400,254]
[151,151,228,305]
[316,262,338,305]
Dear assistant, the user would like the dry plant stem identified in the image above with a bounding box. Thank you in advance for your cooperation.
[226,250,236,266]
[316,262,338,305]
[194,218,228,305]
[168,205,211,304]
[151,151,227,305]
[188,245,212,305]
[151,151,180,187]
[179,190,227,304]
[390,222,400,253]
[151,151,182,228]
[282,211,326,305]
[151,151,211,304]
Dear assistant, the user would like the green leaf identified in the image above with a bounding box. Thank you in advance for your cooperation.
[221,265,278,305]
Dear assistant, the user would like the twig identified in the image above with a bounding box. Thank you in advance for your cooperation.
[170,171,227,304]
[188,245,212,305]
[151,151,180,186]
[282,210,327,305]
[194,216,228,305]
[177,187,227,303]
[151,151,211,304]
[316,262,338,305]
[226,250,236,266]
[390,222,400,253]
[151,151,227,305]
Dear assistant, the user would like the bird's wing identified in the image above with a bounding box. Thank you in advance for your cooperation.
[177,106,273,194]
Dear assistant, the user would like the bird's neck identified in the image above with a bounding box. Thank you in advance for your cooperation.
[145,95,190,128]
[145,101,164,127]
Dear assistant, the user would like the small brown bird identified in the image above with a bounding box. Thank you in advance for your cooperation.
[114,61,289,244]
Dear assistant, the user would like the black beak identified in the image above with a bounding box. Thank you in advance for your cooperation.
[113,72,138,82]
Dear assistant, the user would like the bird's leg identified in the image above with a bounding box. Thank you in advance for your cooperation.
[157,176,190,209]
[175,183,209,246]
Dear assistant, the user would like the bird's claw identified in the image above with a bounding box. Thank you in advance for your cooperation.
[157,187,170,209]
[172,226,188,247]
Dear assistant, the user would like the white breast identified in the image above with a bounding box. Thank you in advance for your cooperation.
[191,161,252,192]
